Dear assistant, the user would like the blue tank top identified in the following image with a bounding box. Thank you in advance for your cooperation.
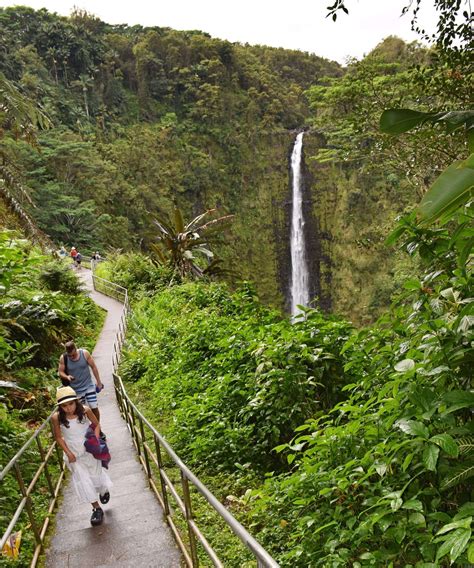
[66,349,93,393]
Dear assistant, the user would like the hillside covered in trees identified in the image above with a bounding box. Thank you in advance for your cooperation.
[1,1,472,566]
[3,5,469,321]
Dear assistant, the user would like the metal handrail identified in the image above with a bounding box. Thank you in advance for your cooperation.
[0,413,66,567]
[90,265,279,567]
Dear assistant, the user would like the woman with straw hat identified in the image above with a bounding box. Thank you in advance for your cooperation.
[52,386,112,526]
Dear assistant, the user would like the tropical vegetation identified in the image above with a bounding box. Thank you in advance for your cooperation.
[0,1,472,566]
[0,229,104,565]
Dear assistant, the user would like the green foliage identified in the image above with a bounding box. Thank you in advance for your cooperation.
[120,281,354,472]
[39,259,84,294]
[0,6,347,313]
[94,252,175,296]
[380,108,474,226]
[249,206,473,566]
[0,229,102,371]
[117,204,472,566]
[150,207,234,278]
[0,228,105,568]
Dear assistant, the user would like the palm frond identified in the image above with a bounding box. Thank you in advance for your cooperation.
[173,207,185,233]
[185,208,217,232]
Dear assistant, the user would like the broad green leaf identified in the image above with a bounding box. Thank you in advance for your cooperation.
[436,517,472,535]
[403,279,421,290]
[456,503,474,519]
[468,542,474,563]
[380,108,474,136]
[430,434,459,457]
[380,109,441,134]
[396,419,429,439]
[435,530,461,562]
[402,453,414,471]
[402,499,423,512]
[394,358,415,372]
[449,528,471,563]
[418,158,474,226]
[409,512,426,526]
[391,497,403,511]
[423,443,439,471]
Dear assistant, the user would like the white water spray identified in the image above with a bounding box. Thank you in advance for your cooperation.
[289,132,310,316]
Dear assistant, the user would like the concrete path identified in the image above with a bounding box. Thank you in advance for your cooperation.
[46,269,181,568]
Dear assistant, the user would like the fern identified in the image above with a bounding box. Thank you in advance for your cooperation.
[441,462,474,490]
[458,437,474,456]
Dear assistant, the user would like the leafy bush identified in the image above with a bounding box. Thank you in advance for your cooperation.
[39,261,84,295]
[94,252,175,297]
[119,205,473,566]
[0,230,102,369]
[121,281,354,472]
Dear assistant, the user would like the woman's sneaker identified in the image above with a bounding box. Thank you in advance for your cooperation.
[100,491,110,504]
[90,507,104,526]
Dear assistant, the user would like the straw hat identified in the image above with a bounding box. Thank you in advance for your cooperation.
[56,386,78,405]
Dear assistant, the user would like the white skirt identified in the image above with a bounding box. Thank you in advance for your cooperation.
[66,452,113,504]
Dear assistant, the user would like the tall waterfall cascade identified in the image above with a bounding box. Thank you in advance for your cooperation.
[289,132,310,316]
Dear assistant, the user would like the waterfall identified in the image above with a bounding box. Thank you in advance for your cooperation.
[289,132,310,316]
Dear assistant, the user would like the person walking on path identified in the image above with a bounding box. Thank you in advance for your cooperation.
[70,247,77,266]
[52,386,112,526]
[58,341,104,423]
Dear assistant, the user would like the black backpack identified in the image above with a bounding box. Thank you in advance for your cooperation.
[61,353,70,386]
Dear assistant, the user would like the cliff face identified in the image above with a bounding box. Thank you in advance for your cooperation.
[225,129,413,325]
[283,131,413,325]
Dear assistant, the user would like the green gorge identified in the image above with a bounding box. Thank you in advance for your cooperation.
[1,6,462,321]
[1,2,473,566]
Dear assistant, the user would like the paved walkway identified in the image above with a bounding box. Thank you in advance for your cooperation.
[46,269,181,568]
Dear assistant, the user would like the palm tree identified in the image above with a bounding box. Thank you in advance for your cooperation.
[72,74,94,119]
[150,207,234,278]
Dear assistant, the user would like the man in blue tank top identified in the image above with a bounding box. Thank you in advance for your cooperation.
[58,341,104,423]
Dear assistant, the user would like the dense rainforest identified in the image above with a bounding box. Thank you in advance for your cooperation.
[1,1,473,566]
[2,5,468,322]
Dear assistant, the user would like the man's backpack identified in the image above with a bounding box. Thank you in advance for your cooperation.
[61,353,70,386]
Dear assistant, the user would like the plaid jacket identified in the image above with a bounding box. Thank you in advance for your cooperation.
[84,425,111,469]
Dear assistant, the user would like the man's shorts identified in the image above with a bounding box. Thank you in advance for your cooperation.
[77,388,98,409]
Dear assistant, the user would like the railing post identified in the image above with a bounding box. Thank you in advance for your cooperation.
[13,463,41,545]
[181,472,199,566]
[35,436,55,498]
[154,434,170,517]
[139,421,152,480]
[131,406,141,458]
[49,422,63,471]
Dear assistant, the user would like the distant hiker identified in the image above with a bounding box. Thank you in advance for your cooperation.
[91,251,101,261]
[75,251,82,267]
[52,386,112,526]
[58,246,67,258]
[58,341,104,424]
[70,247,78,266]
